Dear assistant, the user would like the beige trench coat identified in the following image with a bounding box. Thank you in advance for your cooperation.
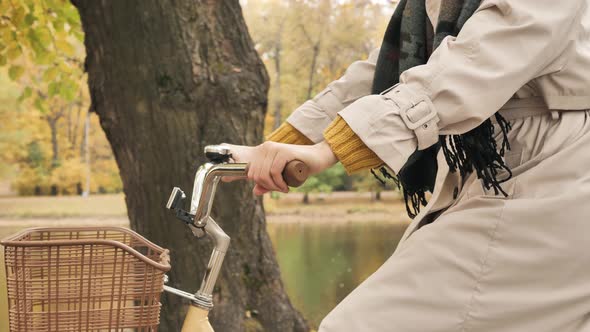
[284,0,590,331]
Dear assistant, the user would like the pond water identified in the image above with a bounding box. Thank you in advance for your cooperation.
[267,221,407,327]
[0,221,408,330]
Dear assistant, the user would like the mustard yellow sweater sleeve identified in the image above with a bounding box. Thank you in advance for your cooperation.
[267,119,384,174]
[323,115,384,174]
[266,122,314,145]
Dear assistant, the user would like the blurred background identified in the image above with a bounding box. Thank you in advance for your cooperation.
[0,0,409,329]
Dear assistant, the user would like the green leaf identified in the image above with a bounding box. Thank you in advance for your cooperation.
[42,66,59,82]
[0,54,6,66]
[17,86,33,102]
[34,49,55,65]
[73,30,84,43]
[48,81,60,96]
[61,7,81,26]
[59,80,77,101]
[27,29,46,56]
[51,18,65,33]
[34,27,52,46]
[8,65,24,80]
[27,28,52,57]
[24,86,33,98]
[34,97,47,113]
[26,2,36,13]
[24,13,36,26]
[12,7,26,28]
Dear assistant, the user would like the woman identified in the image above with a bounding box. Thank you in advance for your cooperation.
[227,0,590,330]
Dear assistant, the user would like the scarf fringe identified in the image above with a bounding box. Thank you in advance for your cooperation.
[371,112,513,218]
[371,166,426,219]
[440,113,513,196]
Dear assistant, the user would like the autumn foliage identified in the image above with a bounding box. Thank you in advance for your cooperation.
[0,0,120,195]
[1,0,395,197]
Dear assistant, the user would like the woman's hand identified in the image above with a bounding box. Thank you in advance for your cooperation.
[222,141,338,195]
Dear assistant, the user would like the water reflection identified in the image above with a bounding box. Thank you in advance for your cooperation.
[267,222,408,328]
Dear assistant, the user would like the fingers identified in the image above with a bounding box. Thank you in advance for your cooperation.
[248,142,291,194]
[221,176,241,183]
[251,145,282,193]
[270,157,289,193]
[253,184,270,196]
[257,149,288,193]
[222,141,295,194]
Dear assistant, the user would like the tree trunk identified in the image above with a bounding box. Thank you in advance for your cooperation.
[71,100,83,151]
[272,43,282,130]
[82,111,91,197]
[46,116,59,167]
[299,17,325,100]
[72,1,308,331]
[302,193,310,205]
[306,44,320,100]
[272,21,284,130]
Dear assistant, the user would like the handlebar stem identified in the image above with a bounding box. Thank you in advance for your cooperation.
[189,162,248,226]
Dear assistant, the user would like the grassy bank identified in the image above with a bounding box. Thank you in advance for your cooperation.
[0,194,127,218]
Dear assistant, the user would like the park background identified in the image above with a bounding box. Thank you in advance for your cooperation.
[0,0,410,330]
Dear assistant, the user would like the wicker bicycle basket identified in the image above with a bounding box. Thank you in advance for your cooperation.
[1,227,171,332]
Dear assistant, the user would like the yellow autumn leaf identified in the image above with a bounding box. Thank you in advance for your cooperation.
[55,39,75,56]
[43,66,59,82]
[6,46,22,60]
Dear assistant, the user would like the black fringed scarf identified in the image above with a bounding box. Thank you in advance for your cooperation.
[372,0,513,218]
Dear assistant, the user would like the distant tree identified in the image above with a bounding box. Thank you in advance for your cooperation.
[352,167,401,201]
[0,0,121,195]
[0,0,85,123]
[243,0,392,136]
[245,0,290,130]
[296,163,347,204]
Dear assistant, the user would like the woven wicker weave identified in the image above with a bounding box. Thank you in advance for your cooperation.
[1,227,171,332]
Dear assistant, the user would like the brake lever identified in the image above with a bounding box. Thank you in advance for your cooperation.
[166,187,206,238]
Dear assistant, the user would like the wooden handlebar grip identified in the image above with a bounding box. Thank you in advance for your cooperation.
[282,160,309,187]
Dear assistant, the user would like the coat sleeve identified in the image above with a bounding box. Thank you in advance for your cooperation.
[279,48,381,143]
[330,0,585,173]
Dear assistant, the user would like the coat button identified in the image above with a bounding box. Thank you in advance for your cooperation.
[453,187,459,199]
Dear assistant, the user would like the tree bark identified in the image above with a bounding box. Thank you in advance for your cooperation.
[72,1,308,331]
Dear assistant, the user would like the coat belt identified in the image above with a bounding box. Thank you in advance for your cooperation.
[497,97,558,122]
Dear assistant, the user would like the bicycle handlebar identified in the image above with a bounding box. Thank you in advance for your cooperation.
[246,159,309,188]
[206,145,310,187]
[283,160,309,187]
[165,145,311,319]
